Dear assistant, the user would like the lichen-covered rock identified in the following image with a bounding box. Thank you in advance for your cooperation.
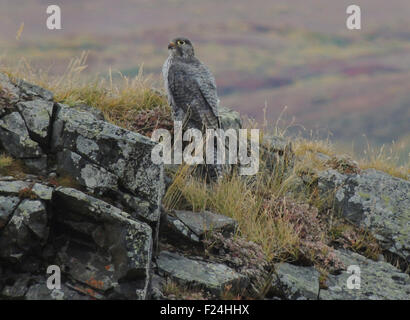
[52,187,153,299]
[31,183,53,201]
[271,263,320,300]
[0,73,21,107]
[318,169,410,262]
[149,274,166,300]
[0,180,32,194]
[320,249,410,300]
[0,180,53,201]
[160,211,238,246]
[0,273,32,299]
[14,78,54,102]
[71,103,105,121]
[16,100,54,145]
[173,210,237,239]
[0,196,20,229]
[0,199,48,262]
[157,251,249,296]
[56,148,119,193]
[161,214,201,244]
[51,103,164,225]
[0,112,43,158]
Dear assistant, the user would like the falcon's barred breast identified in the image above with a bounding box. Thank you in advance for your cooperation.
[162,37,220,130]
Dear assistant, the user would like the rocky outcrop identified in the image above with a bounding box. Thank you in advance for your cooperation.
[0,74,258,300]
[0,73,163,299]
[318,168,410,262]
[1,73,409,301]
[51,102,164,227]
[0,179,154,299]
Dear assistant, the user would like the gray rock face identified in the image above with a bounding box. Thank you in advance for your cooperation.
[160,210,238,246]
[157,251,249,296]
[16,100,54,145]
[320,250,410,300]
[272,263,320,300]
[162,214,201,244]
[0,75,53,173]
[0,180,156,300]
[0,75,164,231]
[0,180,32,194]
[173,210,237,238]
[0,73,20,106]
[52,187,153,299]
[0,180,53,201]
[1,274,32,299]
[51,103,164,225]
[15,79,54,102]
[319,169,410,261]
[0,75,169,300]
[71,103,105,121]
[0,196,20,229]
[0,199,48,262]
[56,148,119,193]
[0,112,43,158]
[268,249,410,300]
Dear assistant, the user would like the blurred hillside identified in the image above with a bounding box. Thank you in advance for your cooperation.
[0,0,409,163]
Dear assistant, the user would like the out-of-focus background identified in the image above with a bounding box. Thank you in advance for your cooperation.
[0,0,409,163]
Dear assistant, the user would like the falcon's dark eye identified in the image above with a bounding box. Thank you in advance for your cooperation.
[177,40,185,45]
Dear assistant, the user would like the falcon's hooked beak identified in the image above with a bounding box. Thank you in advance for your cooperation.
[168,42,176,50]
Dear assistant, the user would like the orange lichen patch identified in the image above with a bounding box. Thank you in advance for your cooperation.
[74,286,98,300]
[86,277,104,290]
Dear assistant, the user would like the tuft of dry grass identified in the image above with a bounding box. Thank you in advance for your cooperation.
[358,143,409,181]
[293,137,335,158]
[0,153,27,178]
[162,279,208,300]
[1,52,170,132]
[0,153,13,171]
[164,164,328,265]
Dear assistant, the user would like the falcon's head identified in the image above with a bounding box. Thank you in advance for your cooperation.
[168,37,195,59]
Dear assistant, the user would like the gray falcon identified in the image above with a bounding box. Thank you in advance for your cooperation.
[162,37,221,131]
[163,37,226,179]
